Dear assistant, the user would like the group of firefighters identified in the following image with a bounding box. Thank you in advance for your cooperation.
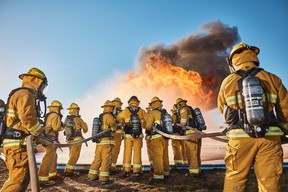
[41,95,203,186]
[0,42,287,192]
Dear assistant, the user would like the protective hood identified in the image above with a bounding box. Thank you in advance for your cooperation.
[69,108,79,116]
[129,100,139,107]
[49,107,59,113]
[21,75,42,94]
[103,106,114,113]
[232,49,259,66]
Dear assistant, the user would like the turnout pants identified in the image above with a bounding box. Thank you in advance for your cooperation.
[0,146,30,192]
[172,138,187,165]
[88,143,113,181]
[224,136,282,192]
[38,146,58,182]
[123,136,143,173]
[150,135,169,179]
[145,135,153,169]
[110,132,122,171]
[65,143,82,174]
[184,138,200,174]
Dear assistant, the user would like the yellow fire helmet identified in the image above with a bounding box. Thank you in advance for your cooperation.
[112,97,123,105]
[67,103,79,110]
[101,100,115,108]
[48,100,63,109]
[176,98,187,106]
[149,96,163,105]
[19,67,47,80]
[226,42,260,67]
[128,95,140,103]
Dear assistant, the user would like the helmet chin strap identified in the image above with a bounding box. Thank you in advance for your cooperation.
[229,65,236,73]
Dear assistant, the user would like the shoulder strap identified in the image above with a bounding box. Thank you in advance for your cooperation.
[235,67,263,78]
[99,112,112,122]
[235,67,264,109]
[7,87,34,108]
[128,107,139,114]
[43,112,59,136]
[4,87,34,129]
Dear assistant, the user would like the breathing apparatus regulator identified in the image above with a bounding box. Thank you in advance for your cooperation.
[64,115,75,141]
[36,77,48,119]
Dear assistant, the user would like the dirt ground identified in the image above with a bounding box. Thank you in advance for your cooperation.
[1,158,288,192]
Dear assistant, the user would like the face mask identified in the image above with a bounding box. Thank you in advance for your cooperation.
[0,107,4,113]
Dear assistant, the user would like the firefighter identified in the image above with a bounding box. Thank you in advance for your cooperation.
[116,96,147,177]
[64,103,88,176]
[171,105,188,168]
[145,96,170,183]
[88,100,116,184]
[218,42,288,191]
[144,105,153,172]
[110,97,123,173]
[0,67,48,192]
[175,98,201,176]
[38,100,64,186]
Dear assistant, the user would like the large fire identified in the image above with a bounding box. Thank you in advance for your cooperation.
[115,54,216,111]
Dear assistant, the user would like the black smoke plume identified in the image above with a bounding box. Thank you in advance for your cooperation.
[137,20,240,108]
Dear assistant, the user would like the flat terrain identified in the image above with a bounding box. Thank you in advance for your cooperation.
[1,158,288,192]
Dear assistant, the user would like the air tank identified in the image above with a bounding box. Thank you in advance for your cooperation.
[163,113,173,134]
[242,76,265,126]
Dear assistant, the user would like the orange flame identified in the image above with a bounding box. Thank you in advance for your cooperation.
[115,54,216,111]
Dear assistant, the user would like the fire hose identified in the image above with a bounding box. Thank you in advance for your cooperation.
[153,124,228,143]
[27,135,40,192]
[26,130,109,192]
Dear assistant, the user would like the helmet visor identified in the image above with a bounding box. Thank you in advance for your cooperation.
[39,78,48,94]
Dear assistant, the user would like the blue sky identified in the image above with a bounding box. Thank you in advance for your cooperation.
[0,0,287,116]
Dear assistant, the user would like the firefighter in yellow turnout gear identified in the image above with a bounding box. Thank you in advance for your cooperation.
[171,105,188,167]
[88,100,117,184]
[145,96,170,182]
[116,96,147,176]
[1,67,48,192]
[64,103,88,176]
[145,105,153,171]
[175,98,201,176]
[38,100,64,186]
[218,42,288,191]
[110,97,123,173]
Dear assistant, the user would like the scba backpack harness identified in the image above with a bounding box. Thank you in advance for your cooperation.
[91,112,113,143]
[233,67,272,138]
[43,112,60,142]
[152,108,173,138]
[177,105,207,132]
[123,107,142,138]
[64,115,83,141]
[0,88,37,145]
